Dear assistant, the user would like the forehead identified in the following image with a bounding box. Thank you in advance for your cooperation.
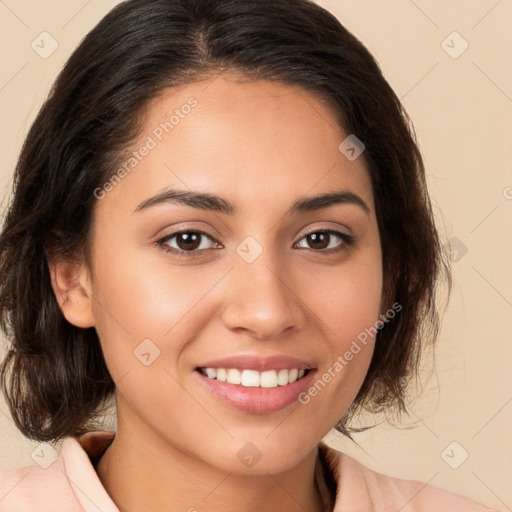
[96,75,374,217]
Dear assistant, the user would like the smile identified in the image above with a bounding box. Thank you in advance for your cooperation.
[198,367,308,388]
[195,366,317,414]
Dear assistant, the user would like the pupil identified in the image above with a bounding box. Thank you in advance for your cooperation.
[308,232,329,250]
[178,232,200,250]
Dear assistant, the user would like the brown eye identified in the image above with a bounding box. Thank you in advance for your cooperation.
[156,229,219,258]
[296,229,354,253]
[305,232,330,250]
[174,232,202,251]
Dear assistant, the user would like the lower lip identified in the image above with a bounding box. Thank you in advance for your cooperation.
[195,369,317,414]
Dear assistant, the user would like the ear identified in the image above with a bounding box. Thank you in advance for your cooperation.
[48,255,95,328]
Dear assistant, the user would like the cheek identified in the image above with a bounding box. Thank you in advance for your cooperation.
[88,251,221,426]
[306,243,383,352]
[297,243,382,411]
[90,249,223,362]
[319,270,382,338]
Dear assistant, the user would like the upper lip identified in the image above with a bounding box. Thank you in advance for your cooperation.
[196,355,316,372]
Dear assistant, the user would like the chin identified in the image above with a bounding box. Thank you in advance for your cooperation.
[201,437,319,476]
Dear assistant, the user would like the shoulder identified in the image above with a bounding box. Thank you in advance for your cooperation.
[319,442,503,512]
[0,431,117,512]
[0,450,81,511]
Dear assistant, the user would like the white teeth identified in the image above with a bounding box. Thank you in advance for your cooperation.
[200,367,308,387]
[241,369,260,387]
[277,369,289,385]
[227,368,241,385]
[260,370,278,388]
[288,369,299,383]
[205,368,217,379]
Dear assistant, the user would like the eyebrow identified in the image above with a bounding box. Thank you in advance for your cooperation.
[134,187,370,216]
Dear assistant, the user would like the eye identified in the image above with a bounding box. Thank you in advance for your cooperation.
[295,229,354,254]
[155,228,354,259]
[156,229,220,258]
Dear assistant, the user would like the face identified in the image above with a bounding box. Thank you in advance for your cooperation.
[81,76,383,474]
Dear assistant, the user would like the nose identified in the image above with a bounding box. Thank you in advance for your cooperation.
[221,249,306,340]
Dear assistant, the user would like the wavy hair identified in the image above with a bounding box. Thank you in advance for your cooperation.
[0,0,451,442]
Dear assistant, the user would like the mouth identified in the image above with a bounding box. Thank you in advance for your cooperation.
[194,363,317,414]
[196,367,311,388]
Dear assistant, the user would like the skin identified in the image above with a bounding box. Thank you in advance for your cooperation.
[50,75,383,512]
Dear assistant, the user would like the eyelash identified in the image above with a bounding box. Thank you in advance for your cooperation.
[155,228,354,259]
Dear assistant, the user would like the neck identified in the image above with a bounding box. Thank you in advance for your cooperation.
[95,410,331,512]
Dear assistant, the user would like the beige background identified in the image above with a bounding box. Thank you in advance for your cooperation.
[0,0,511,509]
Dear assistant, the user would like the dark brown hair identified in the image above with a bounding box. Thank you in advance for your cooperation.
[0,0,450,442]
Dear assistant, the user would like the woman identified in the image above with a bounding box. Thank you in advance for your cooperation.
[0,0,502,510]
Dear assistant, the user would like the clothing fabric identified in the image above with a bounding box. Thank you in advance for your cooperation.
[0,430,502,511]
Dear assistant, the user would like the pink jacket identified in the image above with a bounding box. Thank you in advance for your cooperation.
[0,430,502,511]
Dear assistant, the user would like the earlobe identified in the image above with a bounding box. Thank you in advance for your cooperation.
[48,256,96,328]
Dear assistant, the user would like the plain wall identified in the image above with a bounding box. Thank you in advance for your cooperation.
[0,0,510,509]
